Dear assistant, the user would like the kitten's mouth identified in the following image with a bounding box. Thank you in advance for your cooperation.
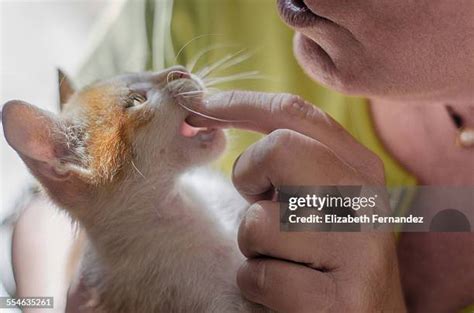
[170,73,220,142]
[180,119,217,142]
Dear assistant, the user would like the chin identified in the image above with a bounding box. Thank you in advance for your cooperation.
[293,33,366,95]
[293,33,471,101]
[195,129,227,164]
[181,129,227,167]
[292,32,409,99]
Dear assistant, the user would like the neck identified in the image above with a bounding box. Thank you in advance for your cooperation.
[76,170,244,312]
[81,172,198,259]
[369,98,474,185]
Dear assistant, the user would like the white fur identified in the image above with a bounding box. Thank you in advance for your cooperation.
[4,68,273,312]
[66,71,271,312]
[77,166,269,313]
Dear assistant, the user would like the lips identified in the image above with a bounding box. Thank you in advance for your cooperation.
[277,0,320,28]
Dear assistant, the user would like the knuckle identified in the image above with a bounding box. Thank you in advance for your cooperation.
[268,128,295,145]
[266,129,297,151]
[269,93,303,114]
[223,90,237,108]
[281,94,305,108]
[267,92,344,135]
[280,95,314,118]
[278,94,341,132]
[254,129,295,165]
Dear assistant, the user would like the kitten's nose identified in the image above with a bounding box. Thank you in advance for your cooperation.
[164,66,191,83]
[148,66,191,85]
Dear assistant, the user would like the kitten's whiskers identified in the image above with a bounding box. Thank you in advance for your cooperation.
[177,101,252,124]
[187,44,236,73]
[174,34,222,63]
[204,71,264,87]
[197,49,247,79]
[131,160,147,180]
[208,50,254,74]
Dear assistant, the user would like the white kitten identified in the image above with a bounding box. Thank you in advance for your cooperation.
[2,67,271,313]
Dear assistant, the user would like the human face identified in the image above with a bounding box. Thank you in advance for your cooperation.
[277,0,474,102]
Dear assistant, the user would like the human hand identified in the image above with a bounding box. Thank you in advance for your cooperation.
[12,197,78,313]
[187,91,407,312]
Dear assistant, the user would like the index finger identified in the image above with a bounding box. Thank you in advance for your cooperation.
[187,91,336,134]
[186,91,373,169]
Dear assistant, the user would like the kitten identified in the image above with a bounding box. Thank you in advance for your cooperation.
[2,67,271,313]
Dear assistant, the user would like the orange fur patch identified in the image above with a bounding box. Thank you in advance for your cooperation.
[73,85,152,184]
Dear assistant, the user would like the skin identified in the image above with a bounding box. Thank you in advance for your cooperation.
[188,92,407,312]
[278,1,474,311]
[187,91,474,312]
[283,0,474,102]
[186,0,474,311]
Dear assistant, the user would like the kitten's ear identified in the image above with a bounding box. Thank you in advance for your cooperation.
[57,68,75,111]
[2,100,87,182]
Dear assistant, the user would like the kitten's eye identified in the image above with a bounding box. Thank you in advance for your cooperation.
[125,93,147,108]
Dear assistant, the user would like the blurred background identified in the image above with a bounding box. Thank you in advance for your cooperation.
[0,1,123,307]
[1,0,121,221]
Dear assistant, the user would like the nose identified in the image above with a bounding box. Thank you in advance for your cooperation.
[163,66,192,83]
[147,66,191,85]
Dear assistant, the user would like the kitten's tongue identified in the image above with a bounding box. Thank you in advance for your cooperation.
[180,120,207,137]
